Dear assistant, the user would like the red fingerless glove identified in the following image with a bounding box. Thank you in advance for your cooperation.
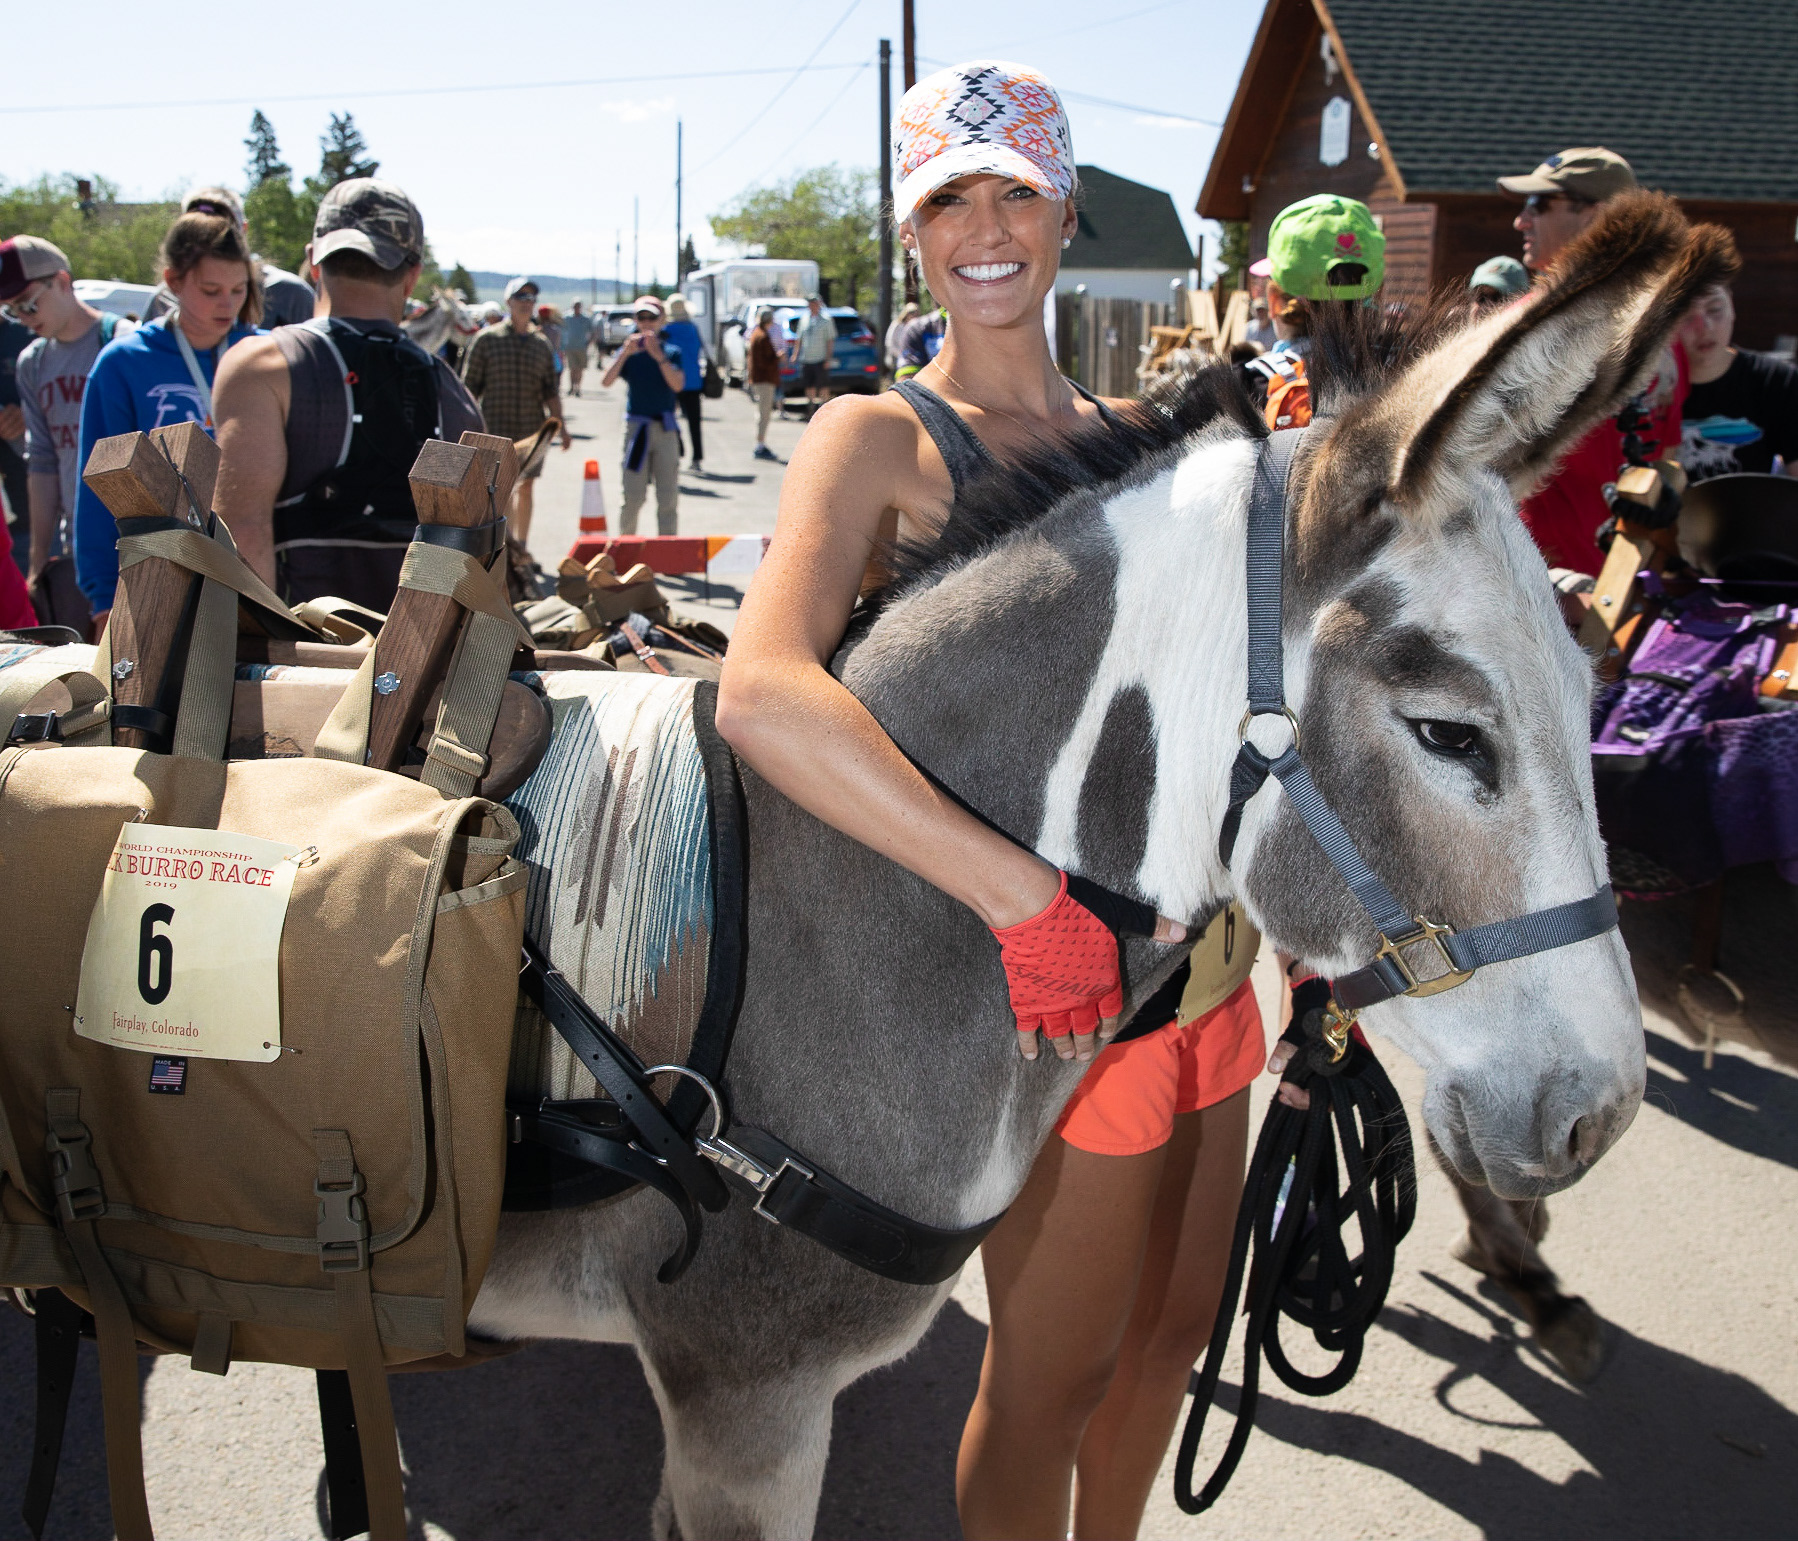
[990,871,1124,1038]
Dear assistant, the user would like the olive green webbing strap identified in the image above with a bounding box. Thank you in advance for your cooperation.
[315,540,530,798]
[313,1131,407,1541]
[96,521,314,761]
[43,1091,153,1541]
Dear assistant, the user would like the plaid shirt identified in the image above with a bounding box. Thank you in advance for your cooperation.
[460,323,557,440]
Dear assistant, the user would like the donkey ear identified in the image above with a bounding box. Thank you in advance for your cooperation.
[1386,192,1740,507]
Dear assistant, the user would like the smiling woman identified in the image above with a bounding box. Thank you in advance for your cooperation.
[715,59,1258,1541]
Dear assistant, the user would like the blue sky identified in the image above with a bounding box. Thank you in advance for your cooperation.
[4,0,1261,283]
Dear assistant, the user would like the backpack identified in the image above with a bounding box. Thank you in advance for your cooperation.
[1248,348,1310,431]
[0,476,526,1541]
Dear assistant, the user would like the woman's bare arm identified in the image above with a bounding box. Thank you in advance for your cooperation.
[718,394,1061,933]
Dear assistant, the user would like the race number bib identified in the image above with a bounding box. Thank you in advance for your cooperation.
[1177,900,1260,1024]
[74,822,303,1062]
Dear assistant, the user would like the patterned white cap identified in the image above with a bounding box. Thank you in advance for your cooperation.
[892,60,1075,224]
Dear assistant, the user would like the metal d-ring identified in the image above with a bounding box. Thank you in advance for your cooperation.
[642,1063,726,1143]
[1239,705,1301,755]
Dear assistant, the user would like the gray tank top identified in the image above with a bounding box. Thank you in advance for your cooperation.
[891,377,1118,500]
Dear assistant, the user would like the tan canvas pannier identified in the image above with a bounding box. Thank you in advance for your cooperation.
[0,745,524,1536]
[0,425,533,1540]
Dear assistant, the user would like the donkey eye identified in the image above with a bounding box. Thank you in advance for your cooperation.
[1412,719,1483,757]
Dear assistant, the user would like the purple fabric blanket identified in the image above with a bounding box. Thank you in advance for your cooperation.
[1592,592,1798,889]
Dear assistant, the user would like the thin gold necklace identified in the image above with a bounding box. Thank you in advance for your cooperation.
[931,361,1078,437]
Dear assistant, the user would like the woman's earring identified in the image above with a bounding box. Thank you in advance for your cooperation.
[1061,237,1071,249]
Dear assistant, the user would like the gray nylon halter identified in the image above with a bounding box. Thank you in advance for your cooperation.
[1220,429,1619,1025]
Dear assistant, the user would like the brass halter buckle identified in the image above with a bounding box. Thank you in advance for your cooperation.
[1377,917,1476,998]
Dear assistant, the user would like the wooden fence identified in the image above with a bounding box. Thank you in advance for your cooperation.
[1055,289,1254,396]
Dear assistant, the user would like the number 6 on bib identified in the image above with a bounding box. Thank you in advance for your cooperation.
[74,821,303,1062]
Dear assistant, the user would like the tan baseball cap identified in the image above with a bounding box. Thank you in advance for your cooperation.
[1498,147,1636,204]
[0,235,70,301]
[311,178,425,270]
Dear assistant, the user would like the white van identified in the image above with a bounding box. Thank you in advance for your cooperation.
[681,259,820,356]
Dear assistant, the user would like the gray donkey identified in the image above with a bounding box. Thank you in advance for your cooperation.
[472,194,1731,1538]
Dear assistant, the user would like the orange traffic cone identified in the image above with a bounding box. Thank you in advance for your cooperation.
[579,459,608,533]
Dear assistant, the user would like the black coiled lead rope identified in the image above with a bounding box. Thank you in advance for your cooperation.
[1173,980,1417,1514]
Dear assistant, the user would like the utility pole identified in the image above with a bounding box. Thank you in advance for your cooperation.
[902,0,920,305]
[615,230,622,302]
[878,38,893,374]
[632,197,639,296]
[675,119,684,285]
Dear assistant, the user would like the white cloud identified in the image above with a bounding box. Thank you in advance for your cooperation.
[598,97,677,124]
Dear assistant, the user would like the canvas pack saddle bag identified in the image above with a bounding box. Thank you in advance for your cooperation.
[0,447,528,1541]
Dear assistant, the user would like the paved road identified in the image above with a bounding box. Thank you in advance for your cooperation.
[3,383,1794,1539]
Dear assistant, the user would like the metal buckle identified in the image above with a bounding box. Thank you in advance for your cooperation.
[1237,705,1301,754]
[1377,917,1475,998]
[1318,998,1357,1063]
[314,1172,370,1273]
[8,712,61,745]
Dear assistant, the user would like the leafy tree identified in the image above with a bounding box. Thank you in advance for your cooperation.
[309,113,379,196]
[447,263,477,302]
[1215,219,1251,292]
[0,174,174,285]
[244,111,289,188]
[710,166,879,313]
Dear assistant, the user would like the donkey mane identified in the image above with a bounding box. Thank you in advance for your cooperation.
[869,301,1480,613]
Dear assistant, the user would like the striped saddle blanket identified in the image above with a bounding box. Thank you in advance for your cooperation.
[504,672,734,1106]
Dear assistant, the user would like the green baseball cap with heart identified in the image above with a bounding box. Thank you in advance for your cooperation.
[1265,194,1385,302]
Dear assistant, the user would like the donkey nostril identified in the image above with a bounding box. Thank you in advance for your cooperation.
[1568,1115,1602,1166]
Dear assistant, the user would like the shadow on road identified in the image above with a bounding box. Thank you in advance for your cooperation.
[1202,1270,1794,1541]
[1644,1026,1798,1171]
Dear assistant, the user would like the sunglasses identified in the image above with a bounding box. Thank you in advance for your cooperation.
[1522,192,1591,215]
[0,279,53,321]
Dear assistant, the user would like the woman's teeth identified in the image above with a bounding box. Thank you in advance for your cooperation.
[954,262,1023,281]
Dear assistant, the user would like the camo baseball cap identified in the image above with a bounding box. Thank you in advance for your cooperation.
[1497,147,1636,204]
[1265,194,1385,301]
[310,178,425,270]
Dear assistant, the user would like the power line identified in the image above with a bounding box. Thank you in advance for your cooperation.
[913,55,1219,128]
[690,0,865,175]
[732,61,872,199]
[0,62,868,117]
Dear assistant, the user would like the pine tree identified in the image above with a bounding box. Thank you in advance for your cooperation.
[310,113,379,195]
[244,111,290,188]
[678,236,698,281]
[448,263,477,302]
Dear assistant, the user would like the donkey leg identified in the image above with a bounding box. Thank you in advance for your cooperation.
[638,1353,835,1541]
[1430,1134,1605,1382]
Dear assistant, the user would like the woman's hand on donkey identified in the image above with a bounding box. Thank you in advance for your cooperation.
[991,870,1186,1063]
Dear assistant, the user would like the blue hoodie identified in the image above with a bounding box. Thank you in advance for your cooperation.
[74,313,262,611]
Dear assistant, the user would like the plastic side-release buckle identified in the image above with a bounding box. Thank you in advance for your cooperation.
[315,1171,370,1273]
[44,1120,106,1224]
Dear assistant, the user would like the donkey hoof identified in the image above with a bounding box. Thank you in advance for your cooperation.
[1449,1228,1491,1275]
[1533,1294,1606,1383]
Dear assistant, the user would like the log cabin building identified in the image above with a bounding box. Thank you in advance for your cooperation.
[1198,0,1798,349]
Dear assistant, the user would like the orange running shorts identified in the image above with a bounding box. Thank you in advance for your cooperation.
[1054,979,1265,1156]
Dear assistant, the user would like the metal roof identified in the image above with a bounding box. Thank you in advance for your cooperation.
[1330,0,1798,203]
[1066,165,1196,270]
